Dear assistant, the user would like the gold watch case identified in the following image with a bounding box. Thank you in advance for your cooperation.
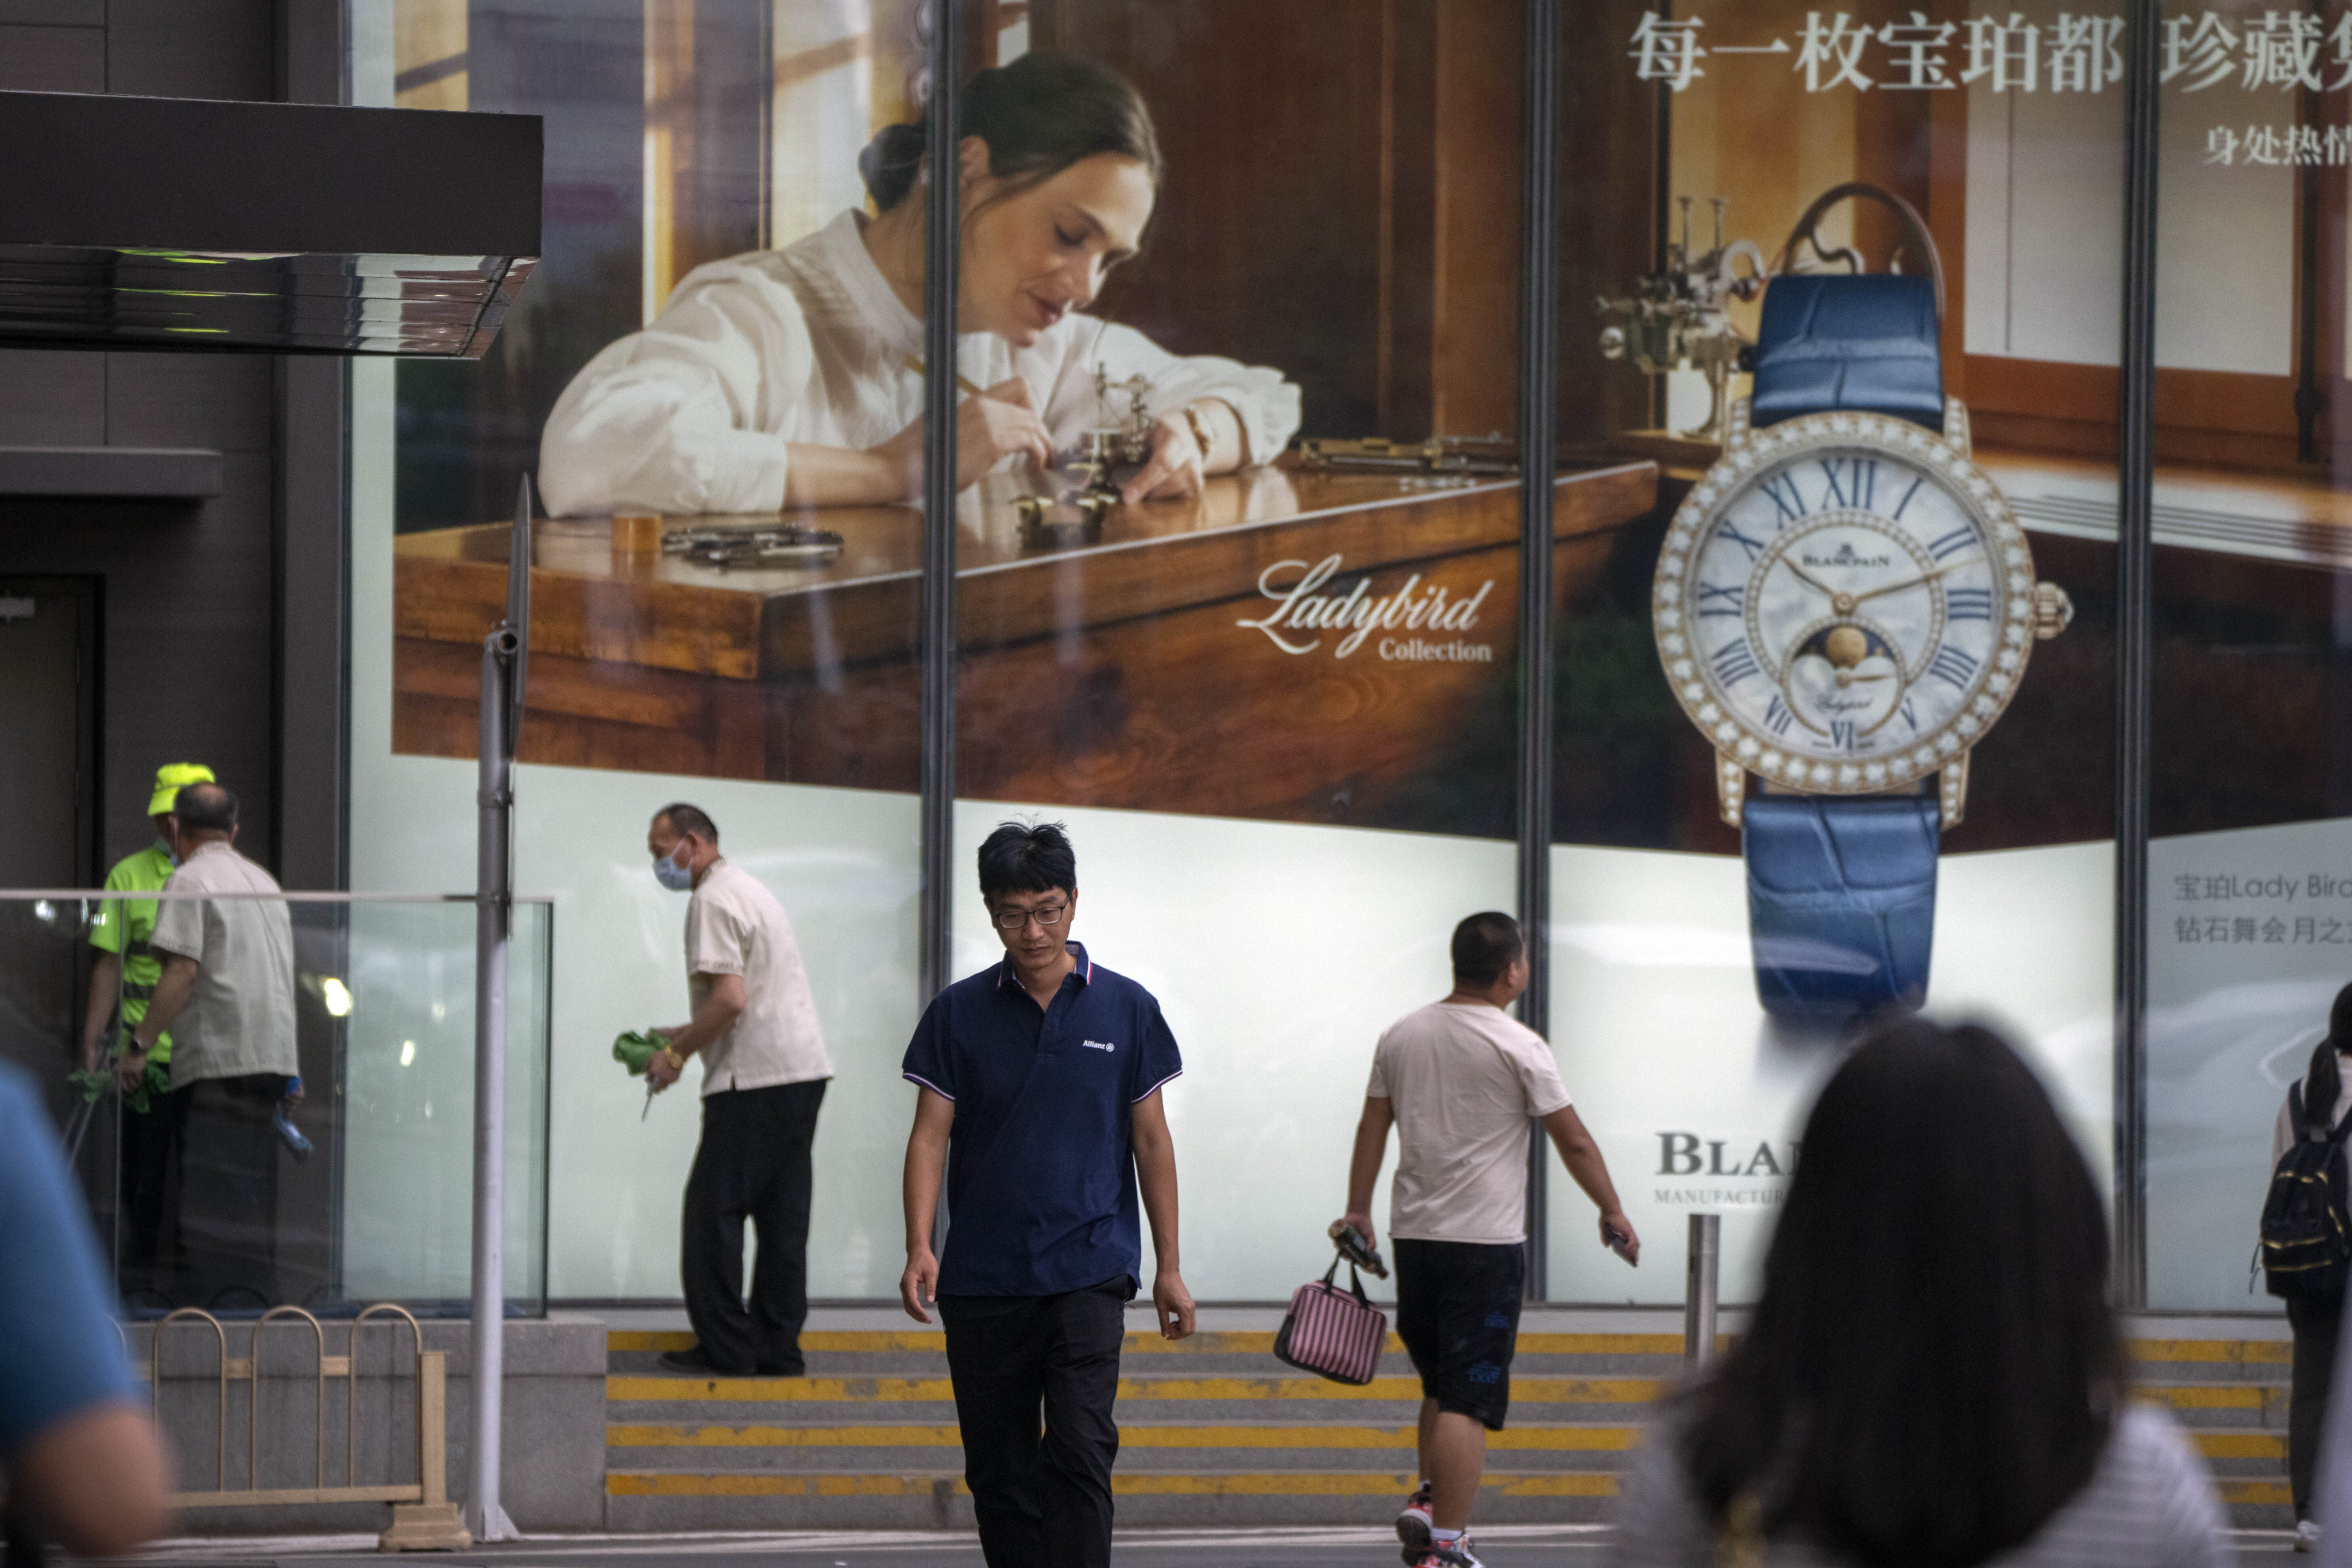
[1653,396,2069,829]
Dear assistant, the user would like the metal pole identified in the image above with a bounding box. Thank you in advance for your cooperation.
[1683,1213,1720,1369]
[1515,0,1563,1301]
[917,0,962,1257]
[465,478,530,1543]
[2111,0,2160,1310]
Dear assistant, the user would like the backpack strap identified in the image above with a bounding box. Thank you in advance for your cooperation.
[2293,1082,2312,1143]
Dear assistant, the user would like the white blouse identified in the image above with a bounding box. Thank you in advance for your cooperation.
[538,209,1304,517]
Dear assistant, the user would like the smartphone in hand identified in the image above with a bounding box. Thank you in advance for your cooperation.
[1604,1223,1637,1265]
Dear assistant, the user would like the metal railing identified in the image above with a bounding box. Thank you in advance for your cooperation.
[144,1304,468,1550]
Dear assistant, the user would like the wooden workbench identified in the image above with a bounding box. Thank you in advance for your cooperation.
[394,459,1660,832]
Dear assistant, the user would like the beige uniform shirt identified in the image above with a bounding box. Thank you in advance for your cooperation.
[150,841,299,1089]
[1368,1001,1573,1245]
[684,859,831,1095]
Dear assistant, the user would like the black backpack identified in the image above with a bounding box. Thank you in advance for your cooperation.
[2259,1082,2352,1300]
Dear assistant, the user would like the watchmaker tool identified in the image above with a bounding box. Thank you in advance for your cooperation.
[1015,491,1109,549]
[1328,1218,1390,1281]
[1299,433,1519,476]
[661,525,844,569]
[1593,192,1770,445]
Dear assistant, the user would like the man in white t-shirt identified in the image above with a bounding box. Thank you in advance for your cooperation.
[641,804,833,1376]
[1339,912,1640,1568]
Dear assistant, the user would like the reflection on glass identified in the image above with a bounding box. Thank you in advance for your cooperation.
[1554,1,2121,1303]
[930,4,1572,1302]
[24,893,550,1315]
[2144,0,2352,1312]
[359,1,925,1306]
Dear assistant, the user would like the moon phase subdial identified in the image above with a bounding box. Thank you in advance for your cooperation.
[1781,616,1907,739]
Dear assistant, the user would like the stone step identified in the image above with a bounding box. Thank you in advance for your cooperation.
[605,1420,1643,1473]
[603,1420,2284,1473]
[607,1328,1697,1378]
[600,1467,1619,1532]
[597,1324,2297,1531]
[2138,1381,2291,1430]
[2191,1428,2288,1478]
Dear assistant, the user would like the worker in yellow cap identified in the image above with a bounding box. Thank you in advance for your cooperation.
[79,762,213,1303]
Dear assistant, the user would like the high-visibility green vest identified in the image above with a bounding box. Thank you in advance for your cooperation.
[88,843,175,1064]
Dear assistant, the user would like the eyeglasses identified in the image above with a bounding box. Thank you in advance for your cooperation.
[990,902,1070,931]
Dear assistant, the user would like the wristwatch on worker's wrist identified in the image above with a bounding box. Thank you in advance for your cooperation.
[1651,270,2071,1027]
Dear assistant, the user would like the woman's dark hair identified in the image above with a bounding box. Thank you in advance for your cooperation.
[858,50,1161,214]
[1682,1016,2118,1568]
[977,819,1076,899]
[2306,982,2352,1124]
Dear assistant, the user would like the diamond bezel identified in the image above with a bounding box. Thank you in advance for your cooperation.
[1651,410,2040,794]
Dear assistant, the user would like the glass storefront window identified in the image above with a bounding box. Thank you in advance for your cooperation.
[2144,0,2352,1311]
[943,4,1561,1301]
[351,1,924,1301]
[1554,1,2124,1303]
[309,1,2319,1315]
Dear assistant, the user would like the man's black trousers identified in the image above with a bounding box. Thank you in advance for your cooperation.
[939,1277,1126,1568]
[172,1074,281,1310]
[2288,1292,2343,1519]
[681,1078,825,1374]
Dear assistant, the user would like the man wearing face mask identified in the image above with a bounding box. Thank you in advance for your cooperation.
[80,762,214,1301]
[643,803,832,1377]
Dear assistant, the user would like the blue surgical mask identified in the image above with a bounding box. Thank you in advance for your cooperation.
[156,835,180,868]
[653,844,694,891]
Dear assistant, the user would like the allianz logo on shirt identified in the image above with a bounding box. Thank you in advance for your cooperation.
[1082,1039,1117,1052]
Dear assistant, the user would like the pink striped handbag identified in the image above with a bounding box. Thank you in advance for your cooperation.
[1273,1258,1387,1385]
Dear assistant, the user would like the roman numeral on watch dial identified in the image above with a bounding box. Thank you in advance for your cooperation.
[1758,473,1807,524]
[1928,644,1980,686]
[1696,581,1744,616]
[1817,457,1876,511]
[1945,586,1994,620]
[1711,638,1760,686]
[1717,520,1768,561]
[1927,526,1976,561]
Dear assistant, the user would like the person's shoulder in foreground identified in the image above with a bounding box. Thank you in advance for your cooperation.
[1611,1401,2227,1568]
[0,1060,169,1555]
[0,1061,133,1450]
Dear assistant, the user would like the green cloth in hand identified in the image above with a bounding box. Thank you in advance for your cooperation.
[613,1030,663,1076]
[69,1055,168,1114]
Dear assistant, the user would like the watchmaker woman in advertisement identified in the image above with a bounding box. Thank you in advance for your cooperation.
[538,50,1300,518]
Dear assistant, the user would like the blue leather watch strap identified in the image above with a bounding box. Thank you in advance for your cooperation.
[1743,795,1939,1025]
[1749,273,1943,432]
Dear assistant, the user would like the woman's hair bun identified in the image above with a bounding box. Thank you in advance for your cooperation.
[859,119,929,210]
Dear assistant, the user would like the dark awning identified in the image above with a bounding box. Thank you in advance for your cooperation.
[0,91,542,358]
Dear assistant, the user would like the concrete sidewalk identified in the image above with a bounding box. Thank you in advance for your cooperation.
[95,1524,2302,1565]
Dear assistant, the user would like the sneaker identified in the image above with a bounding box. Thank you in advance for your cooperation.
[2296,1518,2323,1553]
[1395,1480,1434,1554]
[658,1346,751,1376]
[1408,1536,1484,1568]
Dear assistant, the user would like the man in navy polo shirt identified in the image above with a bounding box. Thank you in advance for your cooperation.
[898,820,1194,1568]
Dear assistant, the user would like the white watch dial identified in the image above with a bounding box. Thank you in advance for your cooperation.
[1653,412,2041,794]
